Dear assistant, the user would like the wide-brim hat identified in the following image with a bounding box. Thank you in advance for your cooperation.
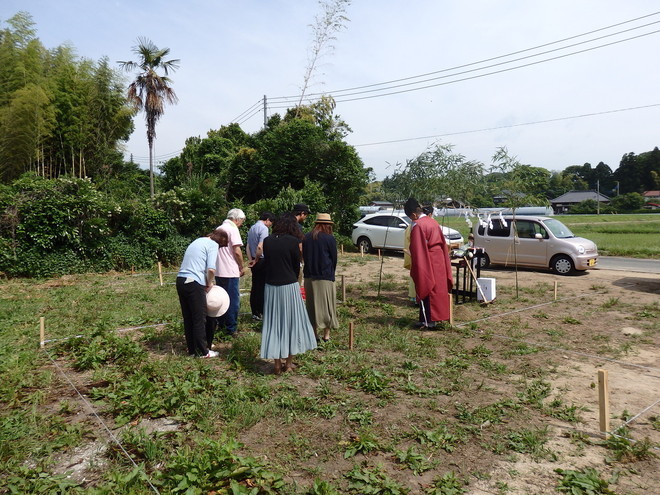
[315,213,333,224]
[206,285,230,318]
[293,203,311,214]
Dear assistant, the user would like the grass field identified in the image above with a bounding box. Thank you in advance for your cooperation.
[0,255,658,494]
[441,213,660,258]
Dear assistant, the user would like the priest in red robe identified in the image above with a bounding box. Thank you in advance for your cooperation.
[404,198,453,328]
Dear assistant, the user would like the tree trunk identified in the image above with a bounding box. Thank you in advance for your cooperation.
[149,141,154,199]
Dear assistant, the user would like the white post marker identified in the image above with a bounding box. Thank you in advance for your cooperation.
[40,317,45,348]
[158,262,163,286]
[349,321,354,350]
[554,281,558,301]
[598,369,610,436]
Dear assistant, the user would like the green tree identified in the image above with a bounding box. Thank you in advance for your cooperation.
[489,148,548,210]
[119,37,179,198]
[297,0,351,108]
[611,148,660,194]
[548,171,574,199]
[610,192,645,212]
[1,13,133,182]
[382,143,485,207]
[0,83,55,180]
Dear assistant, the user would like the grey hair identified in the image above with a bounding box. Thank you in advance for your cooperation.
[227,208,246,221]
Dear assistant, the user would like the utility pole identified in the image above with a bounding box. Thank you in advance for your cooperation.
[596,180,600,215]
[615,181,620,196]
[263,95,267,127]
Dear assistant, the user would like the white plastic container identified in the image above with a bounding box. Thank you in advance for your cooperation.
[477,277,496,302]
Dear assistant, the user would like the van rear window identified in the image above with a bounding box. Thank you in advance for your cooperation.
[487,219,510,237]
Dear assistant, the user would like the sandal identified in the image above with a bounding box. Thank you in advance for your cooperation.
[283,363,298,372]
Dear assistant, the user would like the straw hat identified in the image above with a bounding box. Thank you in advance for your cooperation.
[206,285,230,317]
[315,213,333,224]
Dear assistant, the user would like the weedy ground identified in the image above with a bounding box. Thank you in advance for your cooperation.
[0,254,658,494]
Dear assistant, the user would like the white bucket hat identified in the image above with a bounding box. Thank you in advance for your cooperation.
[206,285,230,317]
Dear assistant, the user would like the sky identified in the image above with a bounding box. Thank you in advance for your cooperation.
[3,1,659,180]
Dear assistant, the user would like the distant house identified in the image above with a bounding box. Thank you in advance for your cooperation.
[642,191,660,202]
[550,190,611,214]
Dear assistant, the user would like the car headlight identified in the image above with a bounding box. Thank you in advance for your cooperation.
[577,245,585,255]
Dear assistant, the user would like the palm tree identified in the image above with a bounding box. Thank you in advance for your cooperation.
[119,37,179,198]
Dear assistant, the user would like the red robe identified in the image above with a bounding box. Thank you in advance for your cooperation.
[409,215,453,321]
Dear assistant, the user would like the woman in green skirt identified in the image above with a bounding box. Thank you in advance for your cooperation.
[302,213,339,342]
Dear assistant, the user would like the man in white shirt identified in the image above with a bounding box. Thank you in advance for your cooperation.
[208,208,245,338]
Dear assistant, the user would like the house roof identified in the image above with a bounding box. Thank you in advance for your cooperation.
[551,190,611,203]
[643,191,660,197]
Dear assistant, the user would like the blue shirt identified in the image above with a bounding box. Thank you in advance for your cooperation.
[177,237,218,286]
[247,221,269,260]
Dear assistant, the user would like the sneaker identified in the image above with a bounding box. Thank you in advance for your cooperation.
[252,314,262,321]
[201,350,219,358]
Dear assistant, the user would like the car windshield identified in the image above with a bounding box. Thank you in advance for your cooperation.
[543,219,575,239]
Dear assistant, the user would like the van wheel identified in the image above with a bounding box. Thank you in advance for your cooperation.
[357,237,372,254]
[478,252,490,269]
[551,255,574,275]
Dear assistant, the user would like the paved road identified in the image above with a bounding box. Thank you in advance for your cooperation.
[595,256,660,274]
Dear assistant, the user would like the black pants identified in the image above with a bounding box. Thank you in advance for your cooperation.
[250,259,266,317]
[176,277,211,356]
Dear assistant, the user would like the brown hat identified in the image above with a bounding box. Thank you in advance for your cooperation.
[314,213,333,224]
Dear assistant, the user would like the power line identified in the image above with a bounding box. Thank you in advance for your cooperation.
[269,11,660,101]
[266,25,660,108]
[352,103,660,148]
[236,105,264,126]
[230,98,263,123]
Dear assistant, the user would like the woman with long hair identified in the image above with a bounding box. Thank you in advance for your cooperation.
[260,215,317,374]
[302,213,339,342]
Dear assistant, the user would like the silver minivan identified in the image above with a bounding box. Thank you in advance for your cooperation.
[472,215,598,275]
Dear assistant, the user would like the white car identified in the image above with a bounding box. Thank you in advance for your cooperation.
[351,211,464,253]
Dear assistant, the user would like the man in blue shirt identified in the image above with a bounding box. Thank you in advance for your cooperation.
[247,212,275,320]
[177,229,228,357]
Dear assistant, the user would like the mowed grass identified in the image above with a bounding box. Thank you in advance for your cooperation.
[441,213,660,258]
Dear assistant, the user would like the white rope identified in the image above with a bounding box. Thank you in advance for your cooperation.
[456,292,660,375]
[616,398,660,430]
[42,349,161,494]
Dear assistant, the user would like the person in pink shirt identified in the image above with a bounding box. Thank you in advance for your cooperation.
[206,208,246,339]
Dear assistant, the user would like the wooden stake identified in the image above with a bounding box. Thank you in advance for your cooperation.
[448,293,453,326]
[341,274,346,303]
[360,245,364,257]
[131,266,135,275]
[158,262,164,286]
[341,244,344,255]
[39,317,45,348]
[378,249,381,259]
[554,281,558,301]
[598,369,610,435]
[349,322,354,350]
